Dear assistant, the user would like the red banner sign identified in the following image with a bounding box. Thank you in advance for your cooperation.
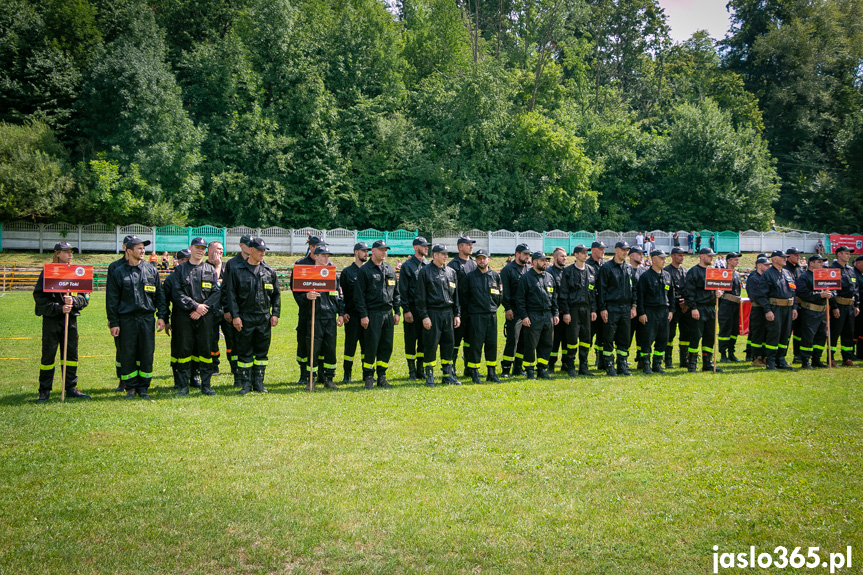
[829,234,863,253]
[43,263,94,293]
[705,268,733,291]
[291,265,337,292]
[813,268,842,291]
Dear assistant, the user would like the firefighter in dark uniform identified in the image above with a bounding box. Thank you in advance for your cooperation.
[783,247,804,361]
[762,250,798,371]
[547,247,568,372]
[855,256,863,359]
[106,235,168,399]
[586,241,607,369]
[355,239,401,389]
[34,241,91,403]
[717,252,743,363]
[628,246,647,367]
[681,247,724,373]
[166,249,196,389]
[297,245,344,390]
[664,247,690,368]
[559,244,596,377]
[500,243,530,377]
[220,235,251,381]
[515,252,559,380]
[416,244,461,386]
[399,236,429,381]
[226,237,280,394]
[596,241,637,377]
[290,235,325,386]
[448,236,477,375]
[795,254,831,368]
[460,248,502,383]
[746,257,771,367]
[636,250,672,374]
[829,245,860,366]
[107,236,131,391]
[340,242,369,383]
[205,240,226,373]
[170,238,221,395]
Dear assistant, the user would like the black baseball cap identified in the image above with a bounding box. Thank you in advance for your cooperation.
[591,241,606,249]
[698,247,716,255]
[413,236,429,246]
[785,247,800,255]
[515,243,530,254]
[353,242,370,251]
[757,253,768,259]
[628,246,643,255]
[835,245,854,253]
[572,244,588,254]
[307,235,324,245]
[473,248,490,258]
[52,241,79,253]
[175,249,191,260]
[650,250,668,258]
[239,235,252,246]
[855,255,863,263]
[190,237,207,247]
[809,254,827,262]
[457,235,476,245]
[756,257,770,265]
[531,251,549,260]
[726,252,741,259]
[372,240,389,250]
[670,247,686,255]
[125,235,151,248]
[314,245,332,255]
[614,241,630,250]
[248,237,270,251]
[770,250,787,258]
[431,244,447,254]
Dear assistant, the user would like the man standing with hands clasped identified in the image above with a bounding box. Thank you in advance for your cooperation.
[681,247,724,373]
[558,244,596,378]
[355,240,401,389]
[596,241,637,377]
[828,246,860,367]
[515,252,559,380]
[416,244,461,386]
[636,250,672,375]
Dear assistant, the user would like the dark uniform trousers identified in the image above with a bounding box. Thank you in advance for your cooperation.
[363,309,395,377]
[748,305,767,359]
[452,317,470,369]
[603,304,632,361]
[798,308,828,362]
[856,308,863,359]
[113,336,122,381]
[764,307,793,362]
[235,313,272,371]
[343,316,366,373]
[303,315,338,377]
[667,310,691,365]
[522,312,554,368]
[549,319,568,370]
[296,309,312,368]
[717,299,740,355]
[687,306,716,358]
[467,313,497,369]
[39,315,79,392]
[630,316,643,363]
[591,315,605,365]
[403,320,423,369]
[172,312,217,387]
[501,317,525,370]
[791,311,803,359]
[217,316,237,373]
[637,307,669,360]
[422,308,455,368]
[117,313,156,391]
[830,304,856,361]
[564,305,591,368]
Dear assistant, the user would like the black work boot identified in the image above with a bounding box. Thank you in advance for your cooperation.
[579,361,594,377]
[565,360,577,378]
[470,368,482,384]
[512,359,524,377]
[548,358,557,373]
[297,364,310,388]
[744,343,753,362]
[137,388,151,400]
[765,356,777,371]
[703,352,723,373]
[642,355,653,375]
[36,390,50,403]
[342,361,352,383]
[125,388,137,399]
[500,364,511,378]
[525,366,536,380]
[777,356,795,371]
[665,347,674,369]
[190,373,201,389]
[606,357,617,377]
[537,365,552,380]
[680,347,690,369]
[800,358,813,369]
[486,366,502,383]
[442,364,461,385]
[727,350,741,362]
[363,369,375,389]
[407,359,417,382]
[238,369,252,395]
[618,356,632,376]
[687,353,698,373]
[812,356,827,368]
[252,367,268,393]
[719,349,730,363]
[424,366,436,387]
[377,367,393,388]
[416,358,424,378]
[652,357,666,374]
[200,368,216,395]
[324,369,339,389]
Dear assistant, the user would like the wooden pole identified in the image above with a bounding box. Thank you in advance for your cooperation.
[309,299,316,391]
[826,299,832,369]
[61,292,70,402]
[713,295,719,373]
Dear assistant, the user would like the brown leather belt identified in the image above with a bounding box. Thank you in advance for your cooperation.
[835,296,855,306]
[769,298,794,307]
[721,293,742,304]
[796,298,826,313]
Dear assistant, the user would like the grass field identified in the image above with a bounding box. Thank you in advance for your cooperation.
[1,288,862,574]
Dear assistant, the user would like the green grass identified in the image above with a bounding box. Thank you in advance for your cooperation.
[1,290,861,574]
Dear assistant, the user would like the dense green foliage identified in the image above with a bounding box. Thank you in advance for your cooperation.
[0,0,859,232]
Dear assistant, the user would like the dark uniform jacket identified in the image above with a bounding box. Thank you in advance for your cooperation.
[220,253,246,311]
[460,268,502,315]
[796,270,826,306]
[828,261,859,307]
[171,261,222,313]
[340,262,363,316]
[762,265,797,313]
[856,266,863,307]
[296,265,344,319]
[398,255,427,318]
[163,269,180,321]
[447,256,477,288]
[596,259,636,311]
[107,256,127,276]
[34,272,89,317]
[681,265,717,310]
[784,261,804,282]
[501,260,527,313]
[586,257,604,274]
[558,263,596,315]
[664,264,687,313]
[355,260,400,317]
[515,268,558,321]
[718,270,742,307]
[636,267,671,316]
[747,271,769,308]
[226,260,281,318]
[416,263,460,319]
[106,261,168,328]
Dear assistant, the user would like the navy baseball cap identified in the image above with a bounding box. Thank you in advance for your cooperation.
[835,245,854,253]
[457,235,476,244]
[855,255,863,263]
[353,242,370,251]
[53,241,79,253]
[531,251,549,260]
[572,244,588,254]
[650,250,668,258]
[726,252,741,259]
[670,247,686,255]
[175,249,191,260]
[473,248,490,258]
[628,246,643,255]
[515,243,530,254]
[614,241,630,250]
[372,240,389,250]
[239,235,252,246]
[190,237,207,247]
[307,235,325,245]
[413,236,429,246]
[756,257,770,265]
[314,245,332,255]
[770,250,787,258]
[809,254,826,262]
[591,241,606,249]
[125,235,151,248]
[248,237,270,251]
[785,247,800,255]
[698,247,716,255]
[431,244,447,254]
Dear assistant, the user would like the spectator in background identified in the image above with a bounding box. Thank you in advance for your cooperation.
[644,234,653,254]
[635,232,644,250]
[815,239,825,256]
[149,251,159,266]
[688,231,695,253]
[673,231,680,248]
[161,251,170,270]
[709,234,716,253]
[695,233,702,252]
